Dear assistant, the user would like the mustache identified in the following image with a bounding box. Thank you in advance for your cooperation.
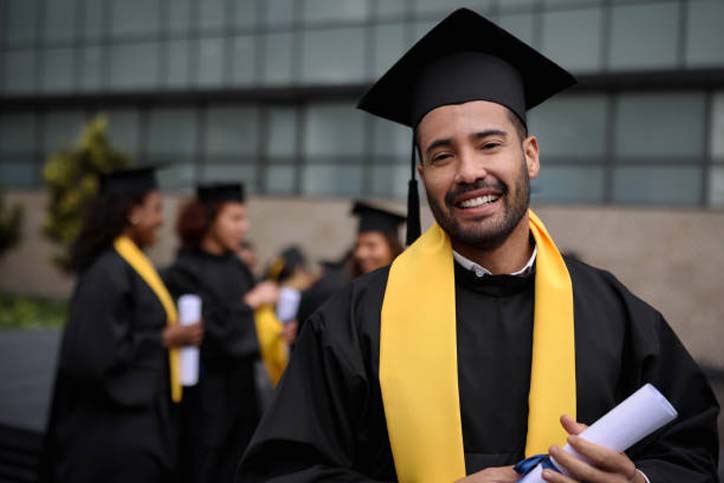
[445,179,508,207]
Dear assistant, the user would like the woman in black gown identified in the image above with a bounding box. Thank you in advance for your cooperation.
[41,168,203,483]
[163,182,279,483]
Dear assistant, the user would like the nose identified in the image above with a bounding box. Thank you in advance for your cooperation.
[453,148,487,185]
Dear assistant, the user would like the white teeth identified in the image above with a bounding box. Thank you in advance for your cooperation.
[459,195,499,208]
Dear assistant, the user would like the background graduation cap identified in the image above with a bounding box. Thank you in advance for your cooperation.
[99,167,158,197]
[357,8,576,245]
[351,201,406,239]
[196,182,246,204]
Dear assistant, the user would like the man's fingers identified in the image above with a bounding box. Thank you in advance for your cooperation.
[541,468,578,483]
[560,414,587,436]
[549,445,608,482]
[567,435,636,476]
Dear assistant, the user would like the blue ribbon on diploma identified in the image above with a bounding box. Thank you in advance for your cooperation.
[514,454,561,478]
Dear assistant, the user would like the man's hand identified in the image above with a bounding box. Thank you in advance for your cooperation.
[541,415,645,483]
[244,281,280,309]
[455,465,519,482]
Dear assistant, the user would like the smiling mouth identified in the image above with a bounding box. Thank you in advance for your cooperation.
[456,194,500,209]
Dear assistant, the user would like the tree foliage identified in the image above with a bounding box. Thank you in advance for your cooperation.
[43,116,130,271]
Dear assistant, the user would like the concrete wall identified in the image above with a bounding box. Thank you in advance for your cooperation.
[2,190,723,367]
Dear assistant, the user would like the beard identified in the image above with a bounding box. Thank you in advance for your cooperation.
[426,158,530,251]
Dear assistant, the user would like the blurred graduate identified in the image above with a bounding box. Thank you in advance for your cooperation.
[41,168,203,483]
[238,9,719,483]
[162,182,287,483]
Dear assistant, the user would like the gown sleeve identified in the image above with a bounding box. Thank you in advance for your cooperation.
[163,264,259,360]
[59,256,164,407]
[237,287,392,483]
[626,310,720,483]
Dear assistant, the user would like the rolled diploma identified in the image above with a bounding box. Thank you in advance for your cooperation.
[518,383,678,483]
[177,294,202,386]
[276,287,301,324]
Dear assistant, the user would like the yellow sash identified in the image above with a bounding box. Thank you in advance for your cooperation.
[114,236,182,403]
[254,306,289,387]
[380,210,575,482]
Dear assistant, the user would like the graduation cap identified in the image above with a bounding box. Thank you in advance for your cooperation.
[357,8,576,244]
[99,167,158,197]
[196,182,246,204]
[352,201,406,238]
[266,246,307,282]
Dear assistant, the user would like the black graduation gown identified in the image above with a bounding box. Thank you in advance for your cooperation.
[162,248,261,483]
[237,256,720,482]
[41,250,177,483]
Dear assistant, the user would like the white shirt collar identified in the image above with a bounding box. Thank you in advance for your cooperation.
[452,245,537,278]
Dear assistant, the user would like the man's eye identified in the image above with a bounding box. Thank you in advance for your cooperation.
[482,142,500,150]
[431,153,451,163]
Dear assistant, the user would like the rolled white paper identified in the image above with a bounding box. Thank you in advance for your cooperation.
[276,287,301,323]
[177,294,202,386]
[518,383,678,483]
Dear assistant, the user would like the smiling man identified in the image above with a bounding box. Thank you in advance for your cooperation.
[237,9,719,483]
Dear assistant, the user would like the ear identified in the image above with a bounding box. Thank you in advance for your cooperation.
[523,135,540,180]
[127,204,143,226]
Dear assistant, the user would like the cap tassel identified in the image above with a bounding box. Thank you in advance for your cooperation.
[406,135,422,246]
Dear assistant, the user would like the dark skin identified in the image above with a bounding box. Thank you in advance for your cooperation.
[124,190,203,348]
[418,102,645,483]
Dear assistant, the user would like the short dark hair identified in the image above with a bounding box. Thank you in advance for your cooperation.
[176,199,223,250]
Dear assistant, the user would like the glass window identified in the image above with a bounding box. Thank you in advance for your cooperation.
[266,108,299,158]
[2,50,36,94]
[103,110,141,159]
[264,0,295,27]
[79,46,103,91]
[205,106,259,156]
[166,39,191,88]
[686,0,724,67]
[304,103,366,158]
[609,2,679,70]
[230,35,256,86]
[41,48,76,93]
[147,108,198,161]
[302,165,363,196]
[499,0,537,11]
[198,0,227,32]
[43,111,86,154]
[531,166,605,203]
[199,164,258,193]
[261,32,295,85]
[373,117,410,157]
[303,0,369,24]
[498,12,535,47]
[709,167,724,207]
[265,165,297,194]
[168,0,192,34]
[0,162,37,188]
[157,163,196,190]
[302,27,366,84]
[83,0,105,41]
[197,37,226,86]
[542,7,602,72]
[0,113,37,154]
[370,164,409,199]
[375,2,408,19]
[43,0,77,44]
[711,92,724,160]
[109,42,161,90]
[529,95,608,158]
[111,0,161,38]
[612,166,701,206]
[4,0,38,46]
[614,93,706,158]
[413,20,438,42]
[414,0,492,17]
[233,0,258,29]
[372,23,406,79]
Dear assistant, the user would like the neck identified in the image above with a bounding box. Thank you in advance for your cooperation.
[201,234,225,255]
[451,216,532,275]
[122,227,143,248]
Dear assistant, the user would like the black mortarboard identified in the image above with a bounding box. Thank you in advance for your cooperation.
[99,167,158,197]
[196,182,246,204]
[266,245,307,282]
[357,8,576,244]
[352,201,406,238]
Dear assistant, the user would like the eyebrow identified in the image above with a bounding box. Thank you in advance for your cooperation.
[424,129,508,155]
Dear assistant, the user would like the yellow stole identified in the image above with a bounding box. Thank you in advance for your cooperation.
[254,306,289,387]
[113,236,182,403]
[379,210,576,482]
